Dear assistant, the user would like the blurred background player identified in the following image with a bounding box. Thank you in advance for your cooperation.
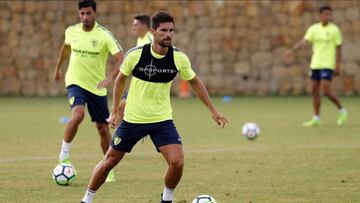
[132,14,153,46]
[117,15,154,122]
[80,11,228,203]
[285,5,347,127]
[54,0,123,182]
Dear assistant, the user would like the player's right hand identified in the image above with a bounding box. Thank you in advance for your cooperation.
[54,69,63,83]
[107,112,120,129]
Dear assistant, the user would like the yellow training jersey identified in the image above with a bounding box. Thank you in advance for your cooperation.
[136,32,153,46]
[304,22,342,69]
[65,22,122,96]
[120,44,196,123]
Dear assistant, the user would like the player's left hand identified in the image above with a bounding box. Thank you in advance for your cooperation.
[283,50,293,60]
[97,78,111,89]
[334,65,341,76]
[212,111,229,129]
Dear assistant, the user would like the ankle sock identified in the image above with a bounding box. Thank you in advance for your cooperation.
[162,187,174,201]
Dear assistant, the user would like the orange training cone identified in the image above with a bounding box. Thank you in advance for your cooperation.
[179,80,191,98]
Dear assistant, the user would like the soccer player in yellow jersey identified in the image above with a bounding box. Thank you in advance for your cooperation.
[80,11,228,203]
[54,0,123,182]
[285,5,347,127]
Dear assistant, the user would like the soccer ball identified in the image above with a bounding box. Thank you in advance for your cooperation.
[242,122,260,140]
[52,163,76,186]
[192,195,217,203]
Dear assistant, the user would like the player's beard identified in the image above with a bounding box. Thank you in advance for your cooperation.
[159,38,172,48]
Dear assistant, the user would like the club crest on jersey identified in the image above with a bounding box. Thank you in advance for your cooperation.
[91,39,98,47]
[113,136,121,145]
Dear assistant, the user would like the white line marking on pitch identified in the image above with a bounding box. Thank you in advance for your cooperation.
[1,145,360,163]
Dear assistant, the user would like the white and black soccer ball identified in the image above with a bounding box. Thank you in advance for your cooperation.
[52,163,76,186]
[192,195,217,203]
[242,122,260,140]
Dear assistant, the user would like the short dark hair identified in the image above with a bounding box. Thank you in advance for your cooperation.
[78,0,96,11]
[134,15,151,28]
[151,11,174,30]
[319,5,332,13]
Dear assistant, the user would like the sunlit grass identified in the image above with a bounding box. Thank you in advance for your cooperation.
[0,96,359,203]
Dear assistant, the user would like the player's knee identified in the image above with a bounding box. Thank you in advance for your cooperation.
[96,161,111,174]
[96,123,109,136]
[312,86,321,95]
[102,160,116,171]
[323,89,331,97]
[169,158,184,171]
[311,86,320,93]
[103,150,123,169]
[71,112,84,124]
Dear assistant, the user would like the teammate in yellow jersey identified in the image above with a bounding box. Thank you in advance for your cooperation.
[117,15,154,121]
[80,11,228,203]
[285,5,347,127]
[54,0,123,182]
[132,14,153,46]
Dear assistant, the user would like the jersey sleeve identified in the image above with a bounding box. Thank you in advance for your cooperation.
[120,49,142,76]
[105,33,122,55]
[174,51,196,81]
[64,27,71,45]
[334,26,343,46]
[304,26,313,43]
[146,32,153,43]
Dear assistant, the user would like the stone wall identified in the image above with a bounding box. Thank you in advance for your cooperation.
[0,0,359,96]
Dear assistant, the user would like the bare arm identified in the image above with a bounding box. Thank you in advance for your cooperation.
[291,39,309,52]
[284,39,309,58]
[107,71,127,128]
[97,52,124,89]
[54,43,71,83]
[334,45,342,75]
[188,76,229,129]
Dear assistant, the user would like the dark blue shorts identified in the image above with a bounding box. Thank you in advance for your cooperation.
[111,120,182,153]
[310,69,333,81]
[66,85,109,123]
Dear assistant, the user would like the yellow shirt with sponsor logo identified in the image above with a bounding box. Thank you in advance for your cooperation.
[304,22,342,69]
[136,31,153,46]
[65,22,122,96]
[120,45,196,123]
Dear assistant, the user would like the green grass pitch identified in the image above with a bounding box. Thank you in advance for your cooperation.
[0,96,359,203]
